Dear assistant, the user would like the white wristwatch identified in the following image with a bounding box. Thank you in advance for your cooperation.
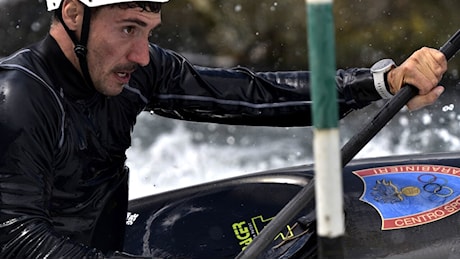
[370,59,396,99]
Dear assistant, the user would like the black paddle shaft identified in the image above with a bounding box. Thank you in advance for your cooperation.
[236,29,460,259]
[341,29,460,166]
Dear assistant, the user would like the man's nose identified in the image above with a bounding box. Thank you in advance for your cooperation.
[128,39,150,67]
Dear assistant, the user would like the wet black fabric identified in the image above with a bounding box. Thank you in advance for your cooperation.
[0,34,381,258]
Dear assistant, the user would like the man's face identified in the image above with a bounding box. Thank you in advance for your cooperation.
[86,5,161,96]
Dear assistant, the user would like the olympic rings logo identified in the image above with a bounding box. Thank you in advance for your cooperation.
[417,173,453,198]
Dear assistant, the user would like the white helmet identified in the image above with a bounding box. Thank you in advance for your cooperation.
[47,0,169,11]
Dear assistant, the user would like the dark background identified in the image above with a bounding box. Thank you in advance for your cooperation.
[2,0,460,70]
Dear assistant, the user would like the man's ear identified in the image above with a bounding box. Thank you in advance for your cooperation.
[60,0,84,31]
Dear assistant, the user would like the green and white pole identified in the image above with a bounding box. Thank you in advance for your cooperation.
[306,0,345,257]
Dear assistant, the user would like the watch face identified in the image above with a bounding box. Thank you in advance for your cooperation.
[371,59,395,72]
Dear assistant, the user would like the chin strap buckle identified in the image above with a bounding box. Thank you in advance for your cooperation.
[74,45,88,58]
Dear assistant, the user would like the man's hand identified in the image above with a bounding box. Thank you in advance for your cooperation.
[387,47,448,111]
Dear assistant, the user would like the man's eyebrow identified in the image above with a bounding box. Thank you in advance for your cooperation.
[122,18,148,27]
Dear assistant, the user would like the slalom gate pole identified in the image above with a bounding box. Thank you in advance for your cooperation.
[306,0,345,258]
[235,1,343,258]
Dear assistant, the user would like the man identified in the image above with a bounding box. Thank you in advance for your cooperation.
[0,0,447,258]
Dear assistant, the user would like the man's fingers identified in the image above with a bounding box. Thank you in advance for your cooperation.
[400,48,447,95]
[406,86,445,111]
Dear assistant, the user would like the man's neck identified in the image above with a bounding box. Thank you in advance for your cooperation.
[49,23,82,76]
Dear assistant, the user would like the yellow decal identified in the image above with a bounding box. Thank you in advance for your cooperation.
[232,215,295,251]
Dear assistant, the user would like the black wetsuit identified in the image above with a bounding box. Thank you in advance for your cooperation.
[0,34,383,258]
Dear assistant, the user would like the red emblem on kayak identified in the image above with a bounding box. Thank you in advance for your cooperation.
[353,165,460,230]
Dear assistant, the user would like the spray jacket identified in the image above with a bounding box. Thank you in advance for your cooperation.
[0,34,384,258]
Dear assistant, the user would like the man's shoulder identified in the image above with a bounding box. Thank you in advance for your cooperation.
[0,47,35,66]
[0,48,64,115]
[0,47,57,91]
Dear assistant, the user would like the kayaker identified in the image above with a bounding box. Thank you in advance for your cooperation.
[0,0,447,258]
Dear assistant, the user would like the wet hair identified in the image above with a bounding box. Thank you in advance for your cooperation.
[52,1,162,20]
[116,2,162,13]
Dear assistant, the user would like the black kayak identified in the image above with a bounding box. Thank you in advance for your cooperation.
[122,151,460,258]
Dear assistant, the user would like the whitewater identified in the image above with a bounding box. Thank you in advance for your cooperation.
[126,89,460,200]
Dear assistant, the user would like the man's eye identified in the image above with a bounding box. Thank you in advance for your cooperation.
[123,27,135,34]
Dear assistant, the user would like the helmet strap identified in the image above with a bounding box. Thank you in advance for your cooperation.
[57,5,95,92]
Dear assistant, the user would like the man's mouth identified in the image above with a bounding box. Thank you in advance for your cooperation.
[114,64,137,84]
[117,72,129,78]
[115,71,131,83]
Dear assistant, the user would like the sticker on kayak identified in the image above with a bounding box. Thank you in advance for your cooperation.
[232,215,295,251]
[353,164,460,230]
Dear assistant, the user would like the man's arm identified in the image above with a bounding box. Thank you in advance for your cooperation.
[0,70,105,258]
[143,44,384,126]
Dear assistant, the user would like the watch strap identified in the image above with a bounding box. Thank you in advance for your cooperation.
[373,70,394,99]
